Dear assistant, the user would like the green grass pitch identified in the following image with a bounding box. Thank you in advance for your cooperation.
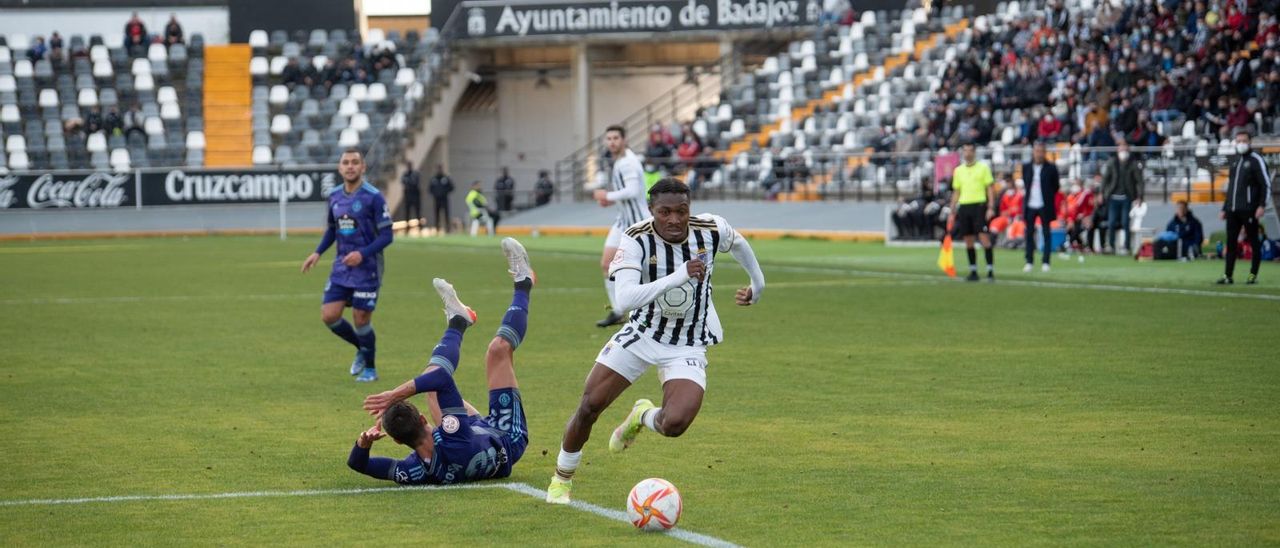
[0,234,1277,546]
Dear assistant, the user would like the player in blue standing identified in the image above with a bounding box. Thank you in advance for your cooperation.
[348,238,534,485]
[301,148,394,382]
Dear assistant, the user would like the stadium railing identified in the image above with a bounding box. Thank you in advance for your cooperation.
[592,142,1280,204]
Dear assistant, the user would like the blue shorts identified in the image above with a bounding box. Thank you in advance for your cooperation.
[484,388,528,466]
[322,282,380,311]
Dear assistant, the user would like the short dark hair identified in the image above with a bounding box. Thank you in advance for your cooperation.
[341,147,363,158]
[605,125,626,138]
[382,401,426,447]
[648,177,690,203]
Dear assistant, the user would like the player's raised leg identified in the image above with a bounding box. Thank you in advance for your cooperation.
[548,363,633,504]
[487,237,535,391]
[612,357,706,451]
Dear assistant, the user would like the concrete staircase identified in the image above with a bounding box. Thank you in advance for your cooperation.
[202,44,252,167]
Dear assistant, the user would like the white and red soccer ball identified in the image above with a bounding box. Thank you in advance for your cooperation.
[626,478,682,531]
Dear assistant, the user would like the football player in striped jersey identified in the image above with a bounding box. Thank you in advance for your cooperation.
[547,178,765,504]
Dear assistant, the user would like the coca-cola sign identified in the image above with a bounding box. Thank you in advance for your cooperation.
[0,172,136,209]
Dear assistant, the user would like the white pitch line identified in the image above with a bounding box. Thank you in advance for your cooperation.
[0,287,595,306]
[0,482,743,548]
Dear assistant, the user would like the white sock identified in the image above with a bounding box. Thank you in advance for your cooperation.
[641,408,661,432]
[605,278,621,315]
[555,449,582,481]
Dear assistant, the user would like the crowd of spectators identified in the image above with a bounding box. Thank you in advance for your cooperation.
[930,0,1277,152]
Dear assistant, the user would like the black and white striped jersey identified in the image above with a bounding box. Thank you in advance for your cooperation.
[609,149,648,230]
[608,214,737,347]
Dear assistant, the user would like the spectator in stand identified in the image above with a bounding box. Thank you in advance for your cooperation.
[676,133,701,170]
[85,107,103,135]
[48,32,63,63]
[494,167,515,212]
[645,124,674,169]
[1101,142,1144,254]
[534,170,554,207]
[1037,112,1064,142]
[26,36,47,63]
[1224,96,1251,132]
[104,108,123,136]
[281,58,303,89]
[124,12,148,51]
[1166,201,1204,260]
[164,14,184,47]
[123,103,145,140]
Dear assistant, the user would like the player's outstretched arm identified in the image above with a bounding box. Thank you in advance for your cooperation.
[364,367,464,417]
[612,265,696,312]
[347,423,399,481]
[727,231,765,305]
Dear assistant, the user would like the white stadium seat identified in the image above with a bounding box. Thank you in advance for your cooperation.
[186,131,206,150]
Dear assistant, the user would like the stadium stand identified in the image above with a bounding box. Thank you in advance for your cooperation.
[0,20,437,180]
[0,27,205,172]
[577,0,1274,203]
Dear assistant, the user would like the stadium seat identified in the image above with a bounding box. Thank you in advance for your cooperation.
[250,57,269,77]
[109,148,130,171]
[8,150,29,171]
[144,117,164,136]
[160,102,181,121]
[349,83,368,102]
[157,86,178,105]
[86,132,108,153]
[13,60,34,79]
[367,83,387,102]
[131,57,151,76]
[394,67,415,87]
[186,131,206,150]
[338,128,359,147]
[269,56,288,76]
[93,60,114,80]
[252,145,272,165]
[349,113,369,132]
[38,88,59,108]
[270,114,292,135]
[249,30,269,51]
[269,85,288,106]
[135,73,155,92]
[6,134,26,153]
[148,43,167,63]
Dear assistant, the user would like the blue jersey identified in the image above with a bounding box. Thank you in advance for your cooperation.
[325,182,392,288]
[389,415,513,485]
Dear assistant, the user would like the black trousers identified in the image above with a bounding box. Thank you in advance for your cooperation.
[403,191,421,222]
[433,198,450,232]
[1224,211,1262,278]
[1024,207,1054,265]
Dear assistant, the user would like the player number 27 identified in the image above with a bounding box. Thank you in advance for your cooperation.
[613,326,641,348]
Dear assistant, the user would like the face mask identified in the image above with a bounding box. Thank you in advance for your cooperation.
[1236,142,1250,154]
[1070,185,1082,194]
[982,111,991,119]
[1142,45,1151,53]
[1118,151,1130,161]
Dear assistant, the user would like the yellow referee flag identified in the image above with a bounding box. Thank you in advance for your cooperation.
[938,234,956,277]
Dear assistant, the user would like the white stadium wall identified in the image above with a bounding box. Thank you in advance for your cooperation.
[448,68,683,190]
[0,6,231,45]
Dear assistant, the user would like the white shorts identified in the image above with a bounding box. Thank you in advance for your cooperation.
[604,223,623,249]
[595,326,708,390]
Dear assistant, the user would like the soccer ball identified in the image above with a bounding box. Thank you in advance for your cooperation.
[657,281,697,318]
[626,478,682,531]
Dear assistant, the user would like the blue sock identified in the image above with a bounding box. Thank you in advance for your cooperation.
[496,282,530,350]
[355,323,376,370]
[430,321,468,375]
[327,319,360,347]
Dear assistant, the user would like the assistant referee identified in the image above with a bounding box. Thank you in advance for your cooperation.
[948,142,998,282]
